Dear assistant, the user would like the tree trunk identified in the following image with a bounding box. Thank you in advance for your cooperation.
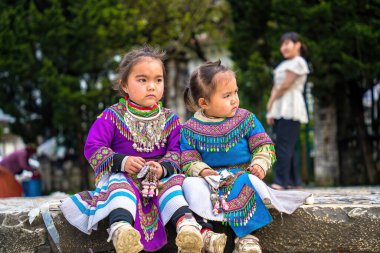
[164,52,189,122]
[76,126,89,190]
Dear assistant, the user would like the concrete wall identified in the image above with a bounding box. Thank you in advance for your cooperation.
[313,103,339,186]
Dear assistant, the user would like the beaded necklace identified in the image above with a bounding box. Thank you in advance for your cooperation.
[121,98,167,152]
[127,99,160,118]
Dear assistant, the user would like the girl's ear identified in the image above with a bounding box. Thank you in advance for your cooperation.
[121,81,129,94]
[198,97,209,109]
[295,41,302,51]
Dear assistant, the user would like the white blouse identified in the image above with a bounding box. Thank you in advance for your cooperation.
[266,56,309,123]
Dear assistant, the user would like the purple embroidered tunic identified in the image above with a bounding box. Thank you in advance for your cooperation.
[86,102,181,182]
[60,100,187,252]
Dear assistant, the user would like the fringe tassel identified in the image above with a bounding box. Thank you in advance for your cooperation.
[224,195,257,227]
[183,113,255,152]
[163,113,181,139]
[94,156,114,184]
[102,106,180,141]
[103,108,132,140]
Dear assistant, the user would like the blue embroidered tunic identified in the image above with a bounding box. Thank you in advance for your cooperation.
[180,108,276,237]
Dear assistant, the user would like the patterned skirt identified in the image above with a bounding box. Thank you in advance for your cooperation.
[60,173,187,251]
[183,170,311,237]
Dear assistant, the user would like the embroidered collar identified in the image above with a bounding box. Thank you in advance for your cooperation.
[119,97,162,118]
[195,110,226,123]
[182,108,255,152]
[101,102,180,145]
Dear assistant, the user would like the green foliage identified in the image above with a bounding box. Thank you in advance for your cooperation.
[132,0,231,58]
[228,0,380,184]
[228,0,380,113]
[0,0,228,149]
[0,0,139,145]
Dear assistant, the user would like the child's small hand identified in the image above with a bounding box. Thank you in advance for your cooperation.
[124,156,145,174]
[200,169,218,177]
[146,161,163,179]
[248,164,265,179]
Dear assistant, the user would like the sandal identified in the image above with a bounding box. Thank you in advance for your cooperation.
[233,235,261,253]
[202,230,227,253]
[107,221,143,253]
[287,185,303,189]
[270,183,285,190]
[175,213,203,253]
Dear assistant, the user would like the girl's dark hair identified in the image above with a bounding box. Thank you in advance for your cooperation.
[113,45,167,97]
[184,60,233,112]
[280,32,308,58]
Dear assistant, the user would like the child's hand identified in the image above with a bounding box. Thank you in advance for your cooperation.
[124,156,145,174]
[248,164,265,179]
[146,161,163,179]
[200,169,218,177]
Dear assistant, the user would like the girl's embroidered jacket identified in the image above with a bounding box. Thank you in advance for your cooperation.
[86,99,181,184]
[180,108,276,175]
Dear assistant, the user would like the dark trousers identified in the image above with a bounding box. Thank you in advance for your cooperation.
[289,149,302,187]
[109,206,212,230]
[273,118,301,188]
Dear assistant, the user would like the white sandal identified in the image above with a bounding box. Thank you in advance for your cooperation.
[233,234,262,253]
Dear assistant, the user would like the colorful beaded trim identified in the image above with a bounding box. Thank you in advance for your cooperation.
[100,102,180,147]
[138,201,159,242]
[223,184,257,227]
[248,132,273,152]
[88,147,115,183]
[182,109,255,152]
[159,151,181,172]
[120,97,161,118]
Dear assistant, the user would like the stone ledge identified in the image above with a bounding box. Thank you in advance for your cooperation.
[0,188,379,253]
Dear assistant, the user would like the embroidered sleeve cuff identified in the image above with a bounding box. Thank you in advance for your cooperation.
[250,158,269,175]
[111,153,127,172]
[188,161,212,177]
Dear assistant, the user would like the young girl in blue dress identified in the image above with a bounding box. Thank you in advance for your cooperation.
[180,60,312,253]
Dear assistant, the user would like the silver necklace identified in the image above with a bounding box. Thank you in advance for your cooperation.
[124,105,167,152]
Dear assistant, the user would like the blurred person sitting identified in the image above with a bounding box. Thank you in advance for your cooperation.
[0,144,37,197]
